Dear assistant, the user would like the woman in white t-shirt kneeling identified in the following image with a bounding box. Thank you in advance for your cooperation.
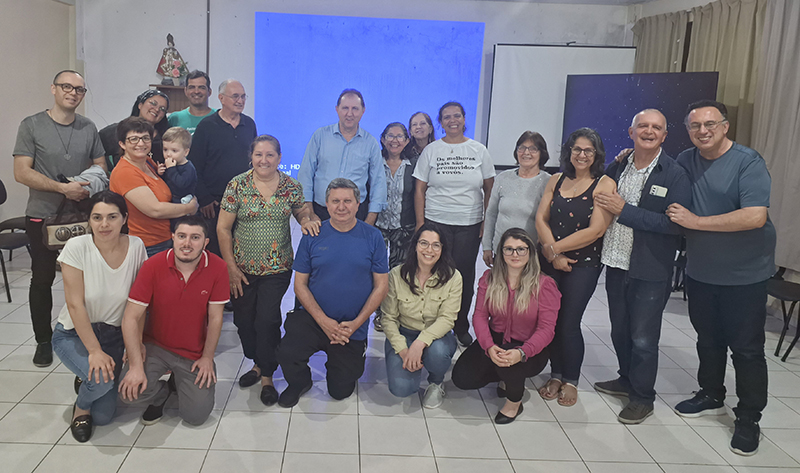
[52,190,147,443]
[413,101,495,348]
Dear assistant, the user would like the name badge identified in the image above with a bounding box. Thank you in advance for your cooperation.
[649,185,668,198]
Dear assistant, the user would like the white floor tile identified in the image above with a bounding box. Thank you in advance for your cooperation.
[497,420,580,461]
[426,417,506,459]
[201,450,282,473]
[628,424,726,464]
[0,371,47,403]
[655,368,700,395]
[281,452,359,473]
[0,403,68,443]
[692,425,800,467]
[359,415,432,456]
[0,322,34,345]
[582,344,619,367]
[768,372,800,398]
[585,462,663,473]
[24,372,77,405]
[548,389,621,424]
[357,382,423,417]
[480,387,557,422]
[119,447,207,473]
[210,410,289,451]
[762,428,800,463]
[285,412,358,454]
[33,445,129,473]
[213,352,244,381]
[59,407,144,447]
[437,457,515,473]
[360,454,437,473]
[0,443,51,473]
[660,465,737,473]
[134,408,220,449]
[512,460,589,473]
[421,380,489,420]
[733,467,800,473]
[294,382,358,415]
[561,423,653,463]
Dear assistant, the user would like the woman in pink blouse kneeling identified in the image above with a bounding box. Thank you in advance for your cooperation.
[452,228,561,424]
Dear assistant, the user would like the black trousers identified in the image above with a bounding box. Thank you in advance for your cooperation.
[25,217,58,343]
[428,219,481,336]
[277,309,367,400]
[232,271,292,377]
[452,330,549,402]
[687,276,768,422]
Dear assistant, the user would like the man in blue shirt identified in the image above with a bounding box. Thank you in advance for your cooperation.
[297,89,387,226]
[277,178,389,407]
[668,100,776,456]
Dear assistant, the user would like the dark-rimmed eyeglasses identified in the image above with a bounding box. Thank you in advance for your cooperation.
[125,135,152,144]
[502,246,529,256]
[54,83,87,95]
[686,120,727,132]
[384,134,407,142]
[571,147,596,158]
[517,145,539,154]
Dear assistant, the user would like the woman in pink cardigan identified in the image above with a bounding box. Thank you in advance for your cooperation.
[452,227,561,424]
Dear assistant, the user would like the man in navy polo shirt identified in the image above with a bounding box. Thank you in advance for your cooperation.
[277,178,389,407]
[118,215,230,425]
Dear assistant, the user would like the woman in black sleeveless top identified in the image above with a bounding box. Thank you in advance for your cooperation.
[534,128,616,407]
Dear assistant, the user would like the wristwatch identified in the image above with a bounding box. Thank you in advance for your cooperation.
[516,347,527,362]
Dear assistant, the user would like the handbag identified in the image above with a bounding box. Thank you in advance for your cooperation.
[42,198,90,250]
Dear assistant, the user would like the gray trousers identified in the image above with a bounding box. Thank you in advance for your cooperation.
[120,343,215,425]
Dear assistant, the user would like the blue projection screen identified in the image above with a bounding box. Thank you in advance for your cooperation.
[562,72,719,163]
[254,13,485,178]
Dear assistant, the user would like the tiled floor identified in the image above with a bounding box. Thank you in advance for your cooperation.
[2,247,800,472]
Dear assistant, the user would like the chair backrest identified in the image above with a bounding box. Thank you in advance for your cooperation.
[0,178,7,206]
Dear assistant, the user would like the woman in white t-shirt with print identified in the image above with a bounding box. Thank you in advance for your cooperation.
[51,190,147,443]
[413,101,495,347]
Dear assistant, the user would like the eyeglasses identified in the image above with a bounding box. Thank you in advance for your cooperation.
[417,240,442,251]
[571,146,596,158]
[54,83,87,95]
[125,135,152,144]
[223,93,247,102]
[384,134,407,142]
[147,100,168,113]
[517,145,539,154]
[686,120,727,132]
[502,246,529,256]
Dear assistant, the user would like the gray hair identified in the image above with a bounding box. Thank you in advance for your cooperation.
[325,178,360,202]
[218,79,241,95]
[631,108,667,128]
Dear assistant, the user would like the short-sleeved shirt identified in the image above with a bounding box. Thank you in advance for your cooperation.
[413,138,496,225]
[167,107,217,135]
[293,220,389,341]
[220,170,304,276]
[109,158,173,247]
[677,142,776,285]
[56,234,147,330]
[13,111,105,218]
[128,249,230,360]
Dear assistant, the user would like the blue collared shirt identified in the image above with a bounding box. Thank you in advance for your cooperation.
[298,123,387,213]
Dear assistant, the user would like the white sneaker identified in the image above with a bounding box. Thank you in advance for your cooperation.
[422,383,445,409]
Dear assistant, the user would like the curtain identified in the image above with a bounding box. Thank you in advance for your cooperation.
[686,0,768,146]
[751,0,800,271]
[631,10,688,73]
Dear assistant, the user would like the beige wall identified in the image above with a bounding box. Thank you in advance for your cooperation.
[0,0,73,220]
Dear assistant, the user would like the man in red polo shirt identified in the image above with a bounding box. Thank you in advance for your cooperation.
[118,215,229,426]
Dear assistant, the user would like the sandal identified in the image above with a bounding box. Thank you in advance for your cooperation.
[538,378,562,401]
[557,383,578,407]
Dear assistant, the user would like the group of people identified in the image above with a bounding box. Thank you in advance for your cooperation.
[11,69,775,457]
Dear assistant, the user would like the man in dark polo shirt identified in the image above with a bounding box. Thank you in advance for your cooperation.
[188,79,257,255]
[668,100,776,456]
[118,215,230,426]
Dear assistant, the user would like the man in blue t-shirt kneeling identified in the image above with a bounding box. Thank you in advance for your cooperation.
[278,178,389,407]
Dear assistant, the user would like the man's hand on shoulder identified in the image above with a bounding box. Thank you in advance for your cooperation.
[191,356,217,389]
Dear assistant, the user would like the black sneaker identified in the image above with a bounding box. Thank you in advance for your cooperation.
[74,376,82,395]
[33,342,53,367]
[618,402,654,424]
[594,378,629,397]
[372,314,383,332]
[730,418,760,456]
[456,332,473,347]
[278,382,313,408]
[674,391,725,418]
[141,377,174,425]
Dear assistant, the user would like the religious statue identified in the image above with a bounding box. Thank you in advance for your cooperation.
[157,33,190,85]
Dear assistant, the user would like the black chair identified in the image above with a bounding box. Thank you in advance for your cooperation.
[0,179,31,302]
[770,267,800,361]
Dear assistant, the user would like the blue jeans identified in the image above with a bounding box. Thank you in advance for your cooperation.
[52,322,125,425]
[606,268,669,405]
[145,239,172,258]
[384,326,457,397]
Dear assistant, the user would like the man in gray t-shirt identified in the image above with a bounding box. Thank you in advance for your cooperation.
[667,100,775,456]
[12,70,106,368]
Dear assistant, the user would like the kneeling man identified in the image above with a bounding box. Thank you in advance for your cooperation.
[278,178,389,407]
[119,215,230,425]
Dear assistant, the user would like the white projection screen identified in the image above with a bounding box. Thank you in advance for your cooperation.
[487,44,636,167]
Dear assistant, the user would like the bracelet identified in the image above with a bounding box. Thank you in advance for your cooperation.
[516,347,528,363]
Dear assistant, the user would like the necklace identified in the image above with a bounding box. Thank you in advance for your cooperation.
[561,177,592,197]
[48,110,75,160]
